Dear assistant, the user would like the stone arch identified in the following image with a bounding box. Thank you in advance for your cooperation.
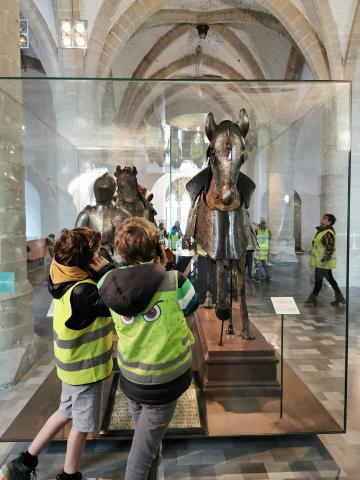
[119,23,267,120]
[125,55,241,119]
[285,45,306,79]
[261,0,330,79]
[124,54,245,121]
[85,0,120,76]
[345,1,360,78]
[95,3,329,81]
[124,54,268,124]
[96,0,167,77]
[145,8,291,39]
[140,6,328,79]
[311,0,343,79]
[135,83,232,129]
[21,0,59,76]
[211,24,267,79]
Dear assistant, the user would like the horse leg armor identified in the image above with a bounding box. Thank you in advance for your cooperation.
[235,259,256,339]
[215,260,231,320]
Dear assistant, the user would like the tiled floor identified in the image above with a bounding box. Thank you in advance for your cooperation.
[0,258,358,479]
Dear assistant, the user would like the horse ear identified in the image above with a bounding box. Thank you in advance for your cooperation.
[114,165,121,177]
[238,108,249,138]
[205,113,217,141]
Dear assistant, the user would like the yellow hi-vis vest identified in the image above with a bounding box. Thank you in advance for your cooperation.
[53,279,113,385]
[103,269,194,385]
[310,228,336,269]
[254,228,269,260]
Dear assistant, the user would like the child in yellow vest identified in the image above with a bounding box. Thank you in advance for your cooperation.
[254,218,271,281]
[305,213,345,306]
[97,217,199,480]
[1,228,114,480]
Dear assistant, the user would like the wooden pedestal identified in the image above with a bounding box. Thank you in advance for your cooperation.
[191,306,279,393]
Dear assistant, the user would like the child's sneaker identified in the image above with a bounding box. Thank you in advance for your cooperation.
[56,474,86,480]
[147,445,162,480]
[0,453,37,480]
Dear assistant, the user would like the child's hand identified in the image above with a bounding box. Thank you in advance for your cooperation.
[154,244,168,269]
[89,254,109,272]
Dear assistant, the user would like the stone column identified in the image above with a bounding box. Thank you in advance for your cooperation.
[0,0,43,388]
[267,124,298,263]
[250,123,269,223]
[320,92,350,287]
[51,0,108,225]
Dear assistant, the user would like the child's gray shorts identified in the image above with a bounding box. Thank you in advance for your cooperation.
[58,380,104,433]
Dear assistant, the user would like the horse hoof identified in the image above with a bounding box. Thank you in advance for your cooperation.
[241,325,256,340]
[203,293,213,308]
[215,304,230,320]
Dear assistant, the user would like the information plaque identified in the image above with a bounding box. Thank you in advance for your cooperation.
[271,297,300,315]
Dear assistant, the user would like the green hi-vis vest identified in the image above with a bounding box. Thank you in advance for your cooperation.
[102,269,194,385]
[254,228,269,260]
[170,233,180,250]
[310,228,336,269]
[53,279,113,385]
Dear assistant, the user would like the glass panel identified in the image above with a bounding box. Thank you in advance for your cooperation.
[0,78,350,440]
[169,80,350,434]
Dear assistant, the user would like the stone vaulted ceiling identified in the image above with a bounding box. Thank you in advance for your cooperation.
[19,0,357,131]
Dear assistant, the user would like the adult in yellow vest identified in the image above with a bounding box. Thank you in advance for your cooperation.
[98,217,199,480]
[305,213,345,306]
[254,218,271,281]
[1,228,114,480]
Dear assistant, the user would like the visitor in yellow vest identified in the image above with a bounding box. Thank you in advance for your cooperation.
[254,218,271,281]
[305,213,345,306]
[98,217,199,480]
[170,220,183,250]
[1,228,114,480]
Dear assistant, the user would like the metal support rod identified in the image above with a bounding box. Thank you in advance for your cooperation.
[227,260,235,335]
[218,319,225,346]
[280,313,284,419]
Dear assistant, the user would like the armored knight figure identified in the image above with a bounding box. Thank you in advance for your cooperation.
[75,173,123,246]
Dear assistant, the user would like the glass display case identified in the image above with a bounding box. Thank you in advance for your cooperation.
[0,78,350,440]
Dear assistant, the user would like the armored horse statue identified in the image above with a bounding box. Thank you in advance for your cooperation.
[185,109,256,340]
[114,165,157,224]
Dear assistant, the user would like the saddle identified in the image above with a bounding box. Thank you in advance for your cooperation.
[186,165,255,209]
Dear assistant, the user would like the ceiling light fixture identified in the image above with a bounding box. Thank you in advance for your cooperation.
[196,24,209,40]
[60,19,87,48]
[59,2,87,49]
[20,19,29,49]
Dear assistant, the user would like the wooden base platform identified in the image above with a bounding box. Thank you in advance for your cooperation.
[1,364,342,440]
[192,307,279,392]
